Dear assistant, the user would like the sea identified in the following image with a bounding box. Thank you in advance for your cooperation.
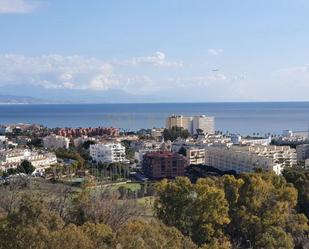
[0,102,309,136]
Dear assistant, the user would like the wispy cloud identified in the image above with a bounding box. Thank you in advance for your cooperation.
[0,0,40,14]
[276,66,309,75]
[126,51,183,68]
[208,48,224,56]
[167,73,228,87]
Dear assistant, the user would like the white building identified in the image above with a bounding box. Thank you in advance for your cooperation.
[231,135,271,146]
[192,115,215,135]
[205,145,296,175]
[166,115,215,135]
[43,135,70,149]
[90,143,128,163]
[151,128,164,139]
[73,136,96,148]
[186,148,206,165]
[0,149,57,173]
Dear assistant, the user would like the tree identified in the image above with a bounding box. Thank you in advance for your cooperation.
[163,127,190,142]
[282,168,309,218]
[226,172,309,249]
[16,160,35,175]
[82,140,96,150]
[196,128,204,135]
[115,219,197,249]
[178,147,187,157]
[155,177,230,246]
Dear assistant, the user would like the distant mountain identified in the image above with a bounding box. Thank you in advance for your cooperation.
[0,84,164,104]
[0,95,47,104]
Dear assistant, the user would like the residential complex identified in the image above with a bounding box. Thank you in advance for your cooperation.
[205,145,297,175]
[0,149,57,174]
[166,115,215,135]
[231,134,271,146]
[143,151,188,179]
[296,144,309,162]
[90,143,128,163]
[43,135,70,149]
[58,127,119,138]
[186,148,206,165]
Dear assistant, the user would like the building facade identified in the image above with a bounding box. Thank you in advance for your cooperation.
[43,135,70,149]
[296,144,309,162]
[143,151,188,179]
[204,145,296,175]
[166,115,215,135]
[186,148,206,165]
[0,149,57,173]
[90,143,127,163]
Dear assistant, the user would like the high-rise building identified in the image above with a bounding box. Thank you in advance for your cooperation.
[192,115,215,135]
[166,115,215,135]
[166,115,193,132]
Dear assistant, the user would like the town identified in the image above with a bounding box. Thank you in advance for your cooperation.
[1,116,309,248]
[0,114,308,185]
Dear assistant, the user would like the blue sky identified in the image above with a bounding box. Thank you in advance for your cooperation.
[1,0,309,102]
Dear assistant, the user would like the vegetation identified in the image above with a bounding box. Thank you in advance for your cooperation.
[0,170,308,248]
[163,127,190,142]
[0,179,194,249]
[282,168,309,219]
[3,160,35,177]
[155,173,309,248]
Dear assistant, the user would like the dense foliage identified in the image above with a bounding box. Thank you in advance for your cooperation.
[155,173,309,249]
[163,127,190,142]
[282,168,309,219]
[0,170,308,249]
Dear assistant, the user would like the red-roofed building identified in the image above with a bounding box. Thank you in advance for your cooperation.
[142,151,188,179]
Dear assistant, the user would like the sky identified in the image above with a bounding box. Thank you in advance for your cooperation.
[0,0,309,103]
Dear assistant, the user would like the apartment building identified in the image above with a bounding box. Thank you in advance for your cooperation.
[43,135,70,149]
[90,143,128,163]
[0,149,57,173]
[166,115,193,132]
[166,115,215,135]
[186,148,206,165]
[143,151,188,179]
[205,145,296,175]
[296,144,309,162]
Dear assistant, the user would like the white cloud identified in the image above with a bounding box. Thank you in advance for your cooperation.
[0,54,118,90]
[0,0,39,14]
[128,51,183,67]
[208,48,224,56]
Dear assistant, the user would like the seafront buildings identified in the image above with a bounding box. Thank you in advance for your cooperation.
[90,143,128,163]
[166,115,215,135]
[204,145,297,175]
